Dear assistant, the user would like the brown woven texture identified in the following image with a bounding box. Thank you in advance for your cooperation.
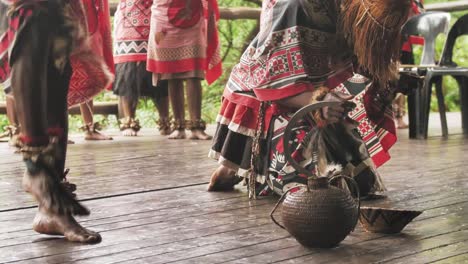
[280,178,359,248]
[359,207,422,234]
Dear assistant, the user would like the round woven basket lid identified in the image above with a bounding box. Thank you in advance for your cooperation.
[168,0,203,28]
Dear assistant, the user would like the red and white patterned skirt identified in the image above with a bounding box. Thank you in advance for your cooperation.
[210,74,396,196]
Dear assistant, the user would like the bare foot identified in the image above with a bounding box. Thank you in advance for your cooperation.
[67,139,75,144]
[33,209,101,243]
[396,117,409,129]
[189,129,212,140]
[208,165,242,192]
[122,128,138,137]
[168,129,186,139]
[84,131,113,140]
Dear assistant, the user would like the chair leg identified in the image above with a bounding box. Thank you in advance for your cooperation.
[407,85,419,139]
[420,74,433,139]
[435,77,448,137]
[457,76,468,135]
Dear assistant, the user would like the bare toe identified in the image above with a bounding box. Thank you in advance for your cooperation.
[63,215,101,243]
[189,130,212,140]
[122,128,137,137]
[65,227,101,243]
[85,132,113,140]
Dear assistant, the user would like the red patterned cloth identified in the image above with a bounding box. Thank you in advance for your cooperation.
[402,0,425,52]
[0,0,114,103]
[147,0,222,84]
[218,0,355,136]
[204,0,221,83]
[113,0,153,63]
[0,0,36,94]
[259,76,391,196]
[67,0,114,107]
[337,76,396,168]
[211,0,397,178]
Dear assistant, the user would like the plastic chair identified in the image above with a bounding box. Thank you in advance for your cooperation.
[427,14,468,137]
[399,12,451,139]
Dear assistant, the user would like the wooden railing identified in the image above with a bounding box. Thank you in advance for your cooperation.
[109,1,468,20]
[425,1,468,12]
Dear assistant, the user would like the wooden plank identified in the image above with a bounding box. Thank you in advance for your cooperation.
[431,253,468,263]
[232,212,468,264]
[0,191,254,237]
[219,7,260,20]
[381,241,468,263]
[0,117,466,263]
[68,101,119,117]
[102,208,468,264]
[0,199,277,263]
[0,138,218,210]
[3,180,465,263]
[0,101,118,117]
[0,121,465,210]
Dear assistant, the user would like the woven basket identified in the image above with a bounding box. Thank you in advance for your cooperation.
[269,102,360,248]
[271,177,360,248]
[359,207,422,234]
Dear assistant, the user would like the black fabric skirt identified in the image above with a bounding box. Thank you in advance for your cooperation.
[209,122,270,175]
[210,123,252,170]
[113,62,168,101]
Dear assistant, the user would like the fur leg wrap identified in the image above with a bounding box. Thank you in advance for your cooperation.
[21,138,89,216]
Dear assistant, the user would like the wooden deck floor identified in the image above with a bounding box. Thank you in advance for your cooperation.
[0,113,467,264]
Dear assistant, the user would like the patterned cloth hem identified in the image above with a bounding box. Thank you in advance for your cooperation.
[215,116,256,137]
[147,57,206,74]
[114,54,148,64]
[208,150,241,171]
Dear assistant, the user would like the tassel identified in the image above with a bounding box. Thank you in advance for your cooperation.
[249,102,267,199]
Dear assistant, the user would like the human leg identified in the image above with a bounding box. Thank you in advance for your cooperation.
[154,96,170,135]
[186,78,211,140]
[393,93,408,129]
[119,96,140,136]
[168,79,186,139]
[153,80,170,135]
[12,11,100,243]
[80,101,113,140]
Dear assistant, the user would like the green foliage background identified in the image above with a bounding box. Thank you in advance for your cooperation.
[0,0,466,132]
